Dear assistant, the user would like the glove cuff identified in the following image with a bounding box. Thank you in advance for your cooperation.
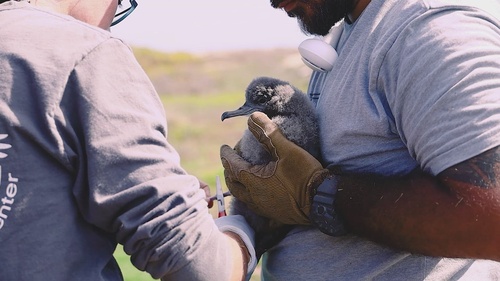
[215,215,257,280]
[308,169,332,201]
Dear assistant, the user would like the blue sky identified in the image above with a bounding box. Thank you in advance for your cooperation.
[111,0,309,53]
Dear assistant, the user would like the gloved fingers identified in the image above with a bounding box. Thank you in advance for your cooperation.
[221,143,275,178]
[220,146,254,204]
[225,179,252,204]
[247,112,285,160]
[220,144,253,177]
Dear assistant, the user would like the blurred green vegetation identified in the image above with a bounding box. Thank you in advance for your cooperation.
[113,47,310,281]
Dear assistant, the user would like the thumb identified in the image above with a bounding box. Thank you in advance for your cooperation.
[247,112,288,160]
[248,112,278,136]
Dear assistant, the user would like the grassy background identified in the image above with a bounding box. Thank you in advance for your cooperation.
[113,47,311,280]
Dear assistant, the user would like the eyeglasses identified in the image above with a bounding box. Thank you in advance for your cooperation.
[111,0,138,26]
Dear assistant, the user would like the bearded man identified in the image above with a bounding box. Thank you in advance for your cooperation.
[221,0,500,280]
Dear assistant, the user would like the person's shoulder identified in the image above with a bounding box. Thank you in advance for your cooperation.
[0,2,126,51]
[383,0,500,22]
[422,0,500,11]
[422,0,500,20]
[381,0,500,38]
[0,3,130,74]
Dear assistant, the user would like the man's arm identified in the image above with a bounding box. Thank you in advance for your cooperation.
[335,146,500,261]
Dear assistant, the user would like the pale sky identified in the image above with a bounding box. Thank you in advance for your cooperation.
[111,0,310,53]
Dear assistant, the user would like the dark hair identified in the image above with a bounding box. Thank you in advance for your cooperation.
[0,0,10,3]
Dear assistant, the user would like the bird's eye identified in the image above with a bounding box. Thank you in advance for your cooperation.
[257,97,267,104]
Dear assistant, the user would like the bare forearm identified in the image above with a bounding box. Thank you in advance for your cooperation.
[224,232,249,281]
[336,167,500,261]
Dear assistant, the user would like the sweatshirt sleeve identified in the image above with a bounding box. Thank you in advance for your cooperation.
[65,38,237,280]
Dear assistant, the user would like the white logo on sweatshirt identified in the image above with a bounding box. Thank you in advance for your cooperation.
[0,134,11,159]
[0,134,17,230]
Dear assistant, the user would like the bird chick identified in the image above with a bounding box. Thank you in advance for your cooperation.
[221,76,320,257]
[222,76,320,162]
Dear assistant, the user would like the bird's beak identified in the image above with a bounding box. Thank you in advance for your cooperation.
[221,103,259,121]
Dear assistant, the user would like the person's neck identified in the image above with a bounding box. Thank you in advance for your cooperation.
[349,0,371,22]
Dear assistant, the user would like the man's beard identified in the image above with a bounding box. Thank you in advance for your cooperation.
[272,0,355,36]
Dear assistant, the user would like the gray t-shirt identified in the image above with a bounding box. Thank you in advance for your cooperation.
[263,0,500,280]
[0,2,238,280]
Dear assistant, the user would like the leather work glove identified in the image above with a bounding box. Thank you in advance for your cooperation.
[220,112,330,225]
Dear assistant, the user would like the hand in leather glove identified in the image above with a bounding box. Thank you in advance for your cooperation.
[220,112,330,225]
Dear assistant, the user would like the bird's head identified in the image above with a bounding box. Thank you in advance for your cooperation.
[221,77,297,121]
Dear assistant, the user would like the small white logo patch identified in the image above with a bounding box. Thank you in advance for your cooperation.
[0,134,12,159]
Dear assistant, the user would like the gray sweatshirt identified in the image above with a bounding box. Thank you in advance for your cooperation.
[0,1,244,280]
